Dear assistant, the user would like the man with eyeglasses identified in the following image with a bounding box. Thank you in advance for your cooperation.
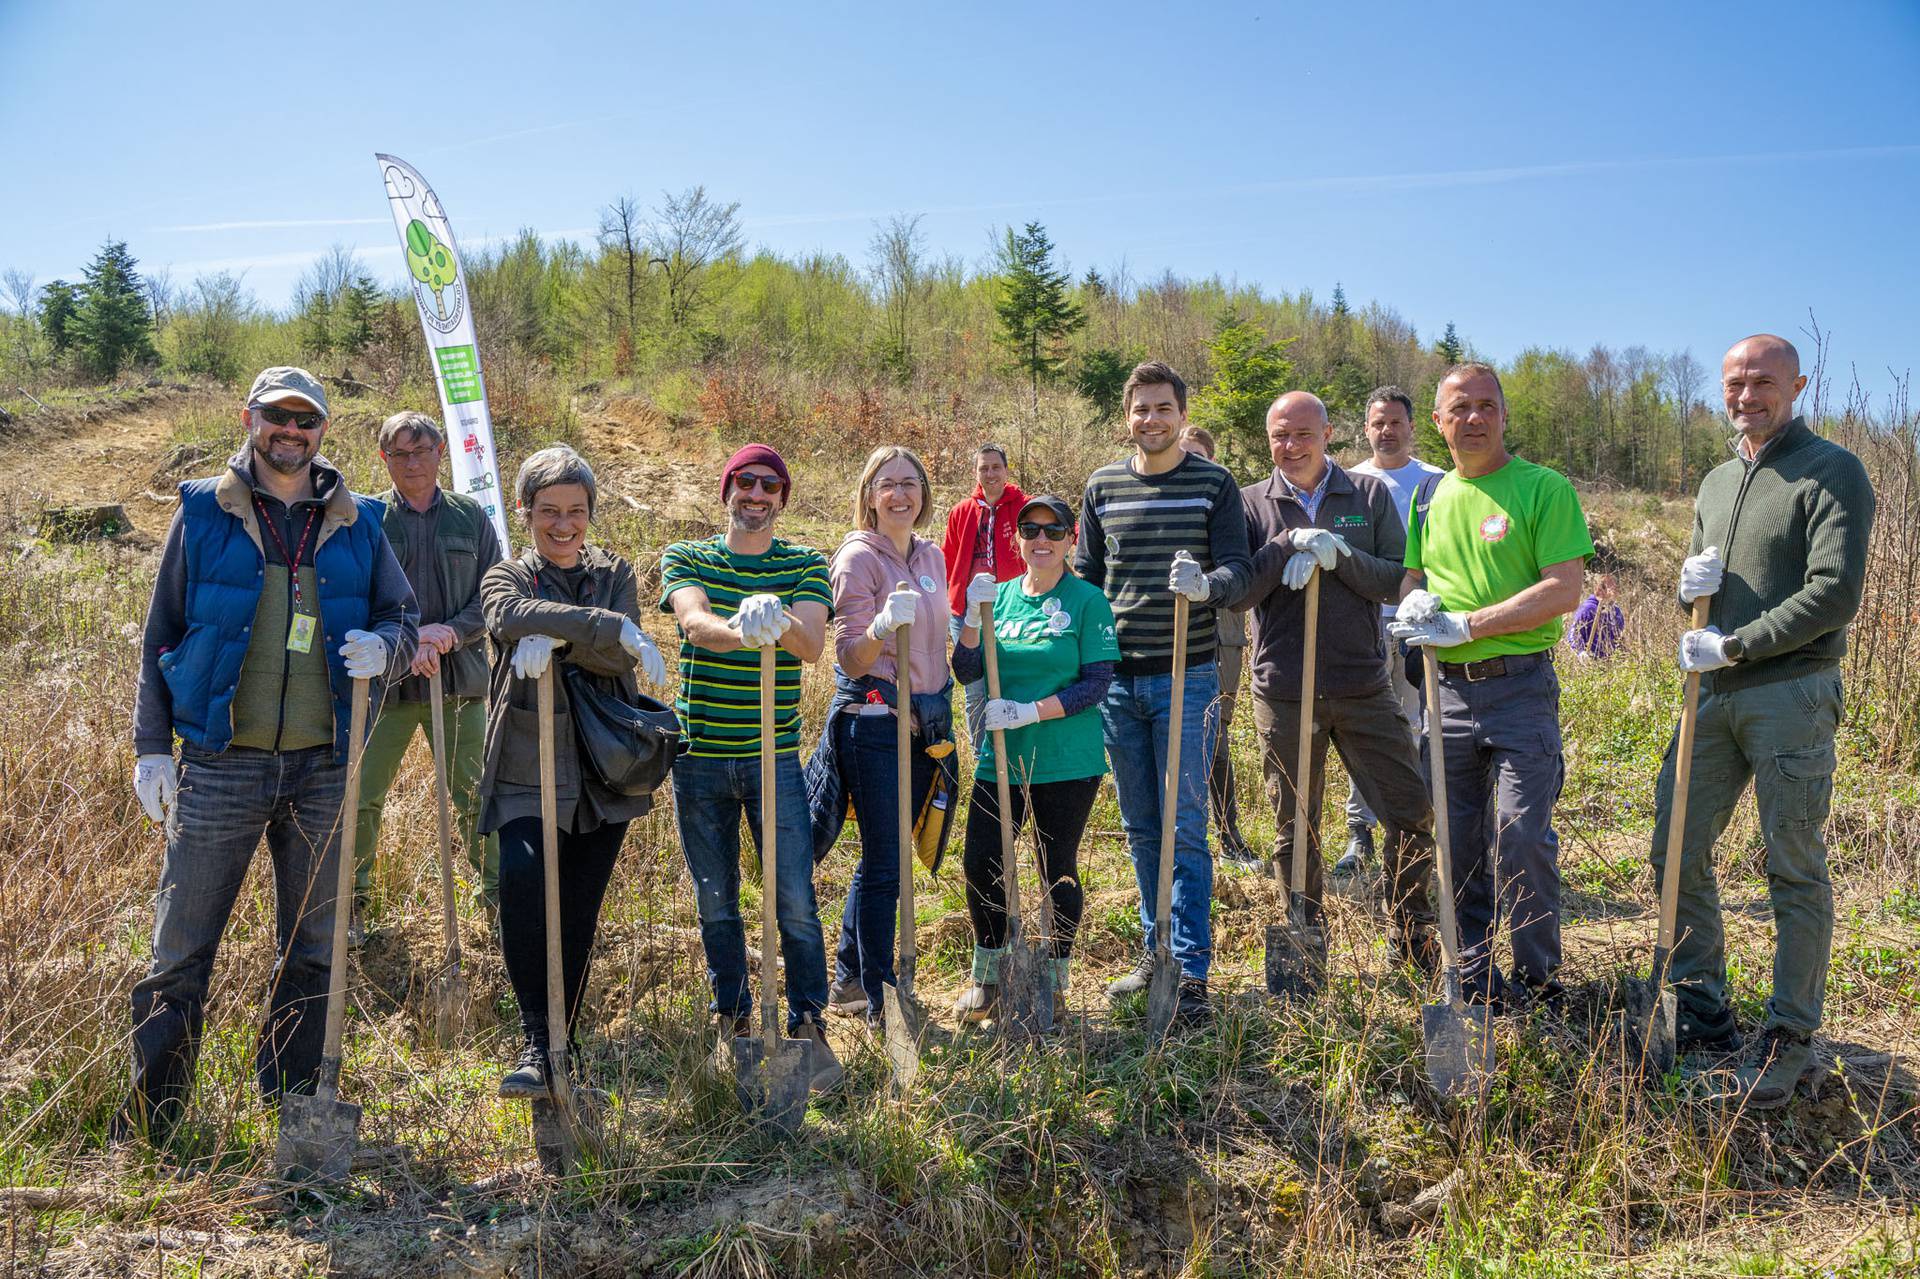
[348,411,505,939]
[122,366,418,1146]
[659,444,840,1086]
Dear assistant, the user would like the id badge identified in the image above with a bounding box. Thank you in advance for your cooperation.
[287,613,317,654]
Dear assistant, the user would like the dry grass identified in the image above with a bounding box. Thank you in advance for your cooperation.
[0,390,1917,1277]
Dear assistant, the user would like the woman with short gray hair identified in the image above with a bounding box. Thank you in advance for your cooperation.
[477,442,666,1098]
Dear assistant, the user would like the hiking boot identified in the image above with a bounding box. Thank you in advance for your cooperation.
[498,1036,552,1099]
[714,1012,751,1044]
[1107,953,1156,999]
[1217,835,1261,870]
[1676,1003,1743,1057]
[1330,827,1372,884]
[952,983,998,1024]
[796,1015,843,1092]
[346,900,369,949]
[827,978,869,1018]
[1174,978,1212,1027]
[1738,1026,1824,1110]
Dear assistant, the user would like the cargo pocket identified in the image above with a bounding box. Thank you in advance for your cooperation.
[498,703,579,791]
[1770,742,1835,831]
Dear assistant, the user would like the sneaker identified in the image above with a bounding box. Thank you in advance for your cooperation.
[796,1016,843,1092]
[1174,978,1212,1027]
[1217,836,1262,870]
[1738,1027,1824,1110]
[952,984,998,1024]
[498,1036,551,1099]
[1107,953,1156,999]
[827,978,869,1018]
[1676,1003,1743,1057]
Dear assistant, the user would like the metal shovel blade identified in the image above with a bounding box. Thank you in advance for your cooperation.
[998,938,1056,1039]
[429,964,472,1047]
[733,1034,810,1134]
[1264,899,1327,1001]
[1620,974,1678,1078]
[882,984,928,1085]
[1144,949,1181,1040]
[1421,971,1494,1101]
[275,1084,362,1183]
[529,1096,582,1176]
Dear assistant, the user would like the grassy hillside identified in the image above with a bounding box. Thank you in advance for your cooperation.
[0,383,1915,1277]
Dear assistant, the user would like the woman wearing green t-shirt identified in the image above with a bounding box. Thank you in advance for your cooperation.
[949,495,1120,1022]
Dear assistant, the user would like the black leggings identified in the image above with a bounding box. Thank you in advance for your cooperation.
[961,775,1099,957]
[496,815,627,1042]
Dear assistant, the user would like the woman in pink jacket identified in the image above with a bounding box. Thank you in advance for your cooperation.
[821,445,950,1029]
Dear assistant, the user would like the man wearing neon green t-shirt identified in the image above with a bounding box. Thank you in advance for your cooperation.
[1389,363,1592,1013]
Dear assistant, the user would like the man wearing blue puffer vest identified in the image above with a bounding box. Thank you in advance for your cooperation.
[120,366,418,1147]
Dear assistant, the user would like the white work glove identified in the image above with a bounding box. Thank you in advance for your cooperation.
[1281,552,1319,591]
[339,629,387,680]
[1388,611,1474,649]
[983,699,1041,732]
[618,617,669,684]
[1678,626,1735,672]
[1169,550,1210,603]
[512,634,559,680]
[133,753,177,825]
[869,587,918,637]
[964,572,998,627]
[1290,528,1352,571]
[1679,545,1723,603]
[731,593,790,648]
[1395,588,1443,625]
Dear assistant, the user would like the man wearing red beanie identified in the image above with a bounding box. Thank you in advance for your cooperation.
[940,443,1025,746]
[660,443,840,1088]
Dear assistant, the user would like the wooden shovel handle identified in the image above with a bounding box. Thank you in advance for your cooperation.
[894,584,916,993]
[322,676,371,1065]
[981,601,1024,930]
[1287,570,1321,899]
[1655,596,1714,952]
[428,667,461,968]
[537,665,572,1107]
[1154,595,1191,958]
[759,645,781,1045]
[1422,647,1462,970]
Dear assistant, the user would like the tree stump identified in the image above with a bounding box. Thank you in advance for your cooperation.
[41,503,131,541]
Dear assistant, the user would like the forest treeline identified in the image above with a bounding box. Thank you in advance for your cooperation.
[0,188,1880,495]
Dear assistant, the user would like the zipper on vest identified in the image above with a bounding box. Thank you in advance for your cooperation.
[272,565,293,753]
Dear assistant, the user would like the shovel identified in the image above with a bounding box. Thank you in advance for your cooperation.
[1418,646,1494,1101]
[731,645,811,1132]
[981,600,1054,1038]
[883,602,930,1085]
[1265,568,1328,1000]
[275,676,370,1182]
[529,665,596,1174]
[1144,595,1191,1040]
[425,667,472,1046]
[1623,595,1713,1078]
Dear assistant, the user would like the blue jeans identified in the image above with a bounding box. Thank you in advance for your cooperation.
[832,712,936,1014]
[673,751,828,1028]
[125,743,345,1140]
[949,612,987,749]
[1101,663,1220,981]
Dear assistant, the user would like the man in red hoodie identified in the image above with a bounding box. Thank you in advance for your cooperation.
[941,443,1026,746]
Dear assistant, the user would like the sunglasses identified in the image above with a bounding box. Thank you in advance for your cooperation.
[732,472,786,496]
[256,404,325,431]
[1017,521,1070,542]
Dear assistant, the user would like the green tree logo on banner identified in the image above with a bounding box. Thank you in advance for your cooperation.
[405,219,459,323]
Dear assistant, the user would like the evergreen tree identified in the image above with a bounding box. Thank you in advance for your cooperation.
[994,221,1084,414]
[39,280,79,352]
[1188,308,1296,470]
[1074,347,1137,423]
[296,288,334,358]
[335,275,380,361]
[68,240,155,377]
[1436,321,1464,364]
[1330,282,1350,317]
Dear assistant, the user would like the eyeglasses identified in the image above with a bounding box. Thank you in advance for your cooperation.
[872,478,922,494]
[732,472,786,496]
[1017,521,1070,542]
[255,404,325,431]
[385,447,438,464]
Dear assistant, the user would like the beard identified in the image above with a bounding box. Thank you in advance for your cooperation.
[729,502,774,533]
[255,433,314,476]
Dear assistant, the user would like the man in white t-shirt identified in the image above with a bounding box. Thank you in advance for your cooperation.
[1334,386,1444,886]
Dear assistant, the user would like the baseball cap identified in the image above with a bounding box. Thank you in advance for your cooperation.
[247,366,330,418]
[1016,494,1075,529]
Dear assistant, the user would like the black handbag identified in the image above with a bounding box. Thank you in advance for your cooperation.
[561,663,683,797]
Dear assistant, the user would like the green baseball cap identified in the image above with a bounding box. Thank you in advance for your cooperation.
[247,366,329,417]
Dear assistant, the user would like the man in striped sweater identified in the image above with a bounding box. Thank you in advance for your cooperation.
[1076,361,1253,1024]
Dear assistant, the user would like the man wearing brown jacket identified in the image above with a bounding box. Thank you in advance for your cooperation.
[1236,391,1437,968]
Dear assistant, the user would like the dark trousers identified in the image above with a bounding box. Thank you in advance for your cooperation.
[125,744,344,1142]
[1421,656,1565,1001]
[1208,644,1249,851]
[496,815,627,1043]
[1251,685,1437,937]
[961,774,1099,955]
[833,712,935,1014]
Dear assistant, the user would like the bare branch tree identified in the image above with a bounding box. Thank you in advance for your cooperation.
[647,185,743,330]
[867,213,927,381]
[597,195,646,343]
[1665,350,1704,491]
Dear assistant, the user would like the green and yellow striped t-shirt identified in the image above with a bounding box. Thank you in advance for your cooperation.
[658,536,832,757]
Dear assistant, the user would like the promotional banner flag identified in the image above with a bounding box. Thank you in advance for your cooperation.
[374,153,511,549]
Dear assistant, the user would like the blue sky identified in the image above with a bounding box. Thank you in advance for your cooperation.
[3,1,1916,398]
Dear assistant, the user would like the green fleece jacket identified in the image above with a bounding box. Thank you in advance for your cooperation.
[1689,416,1875,692]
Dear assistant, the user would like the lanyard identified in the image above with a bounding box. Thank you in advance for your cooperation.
[255,497,321,612]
